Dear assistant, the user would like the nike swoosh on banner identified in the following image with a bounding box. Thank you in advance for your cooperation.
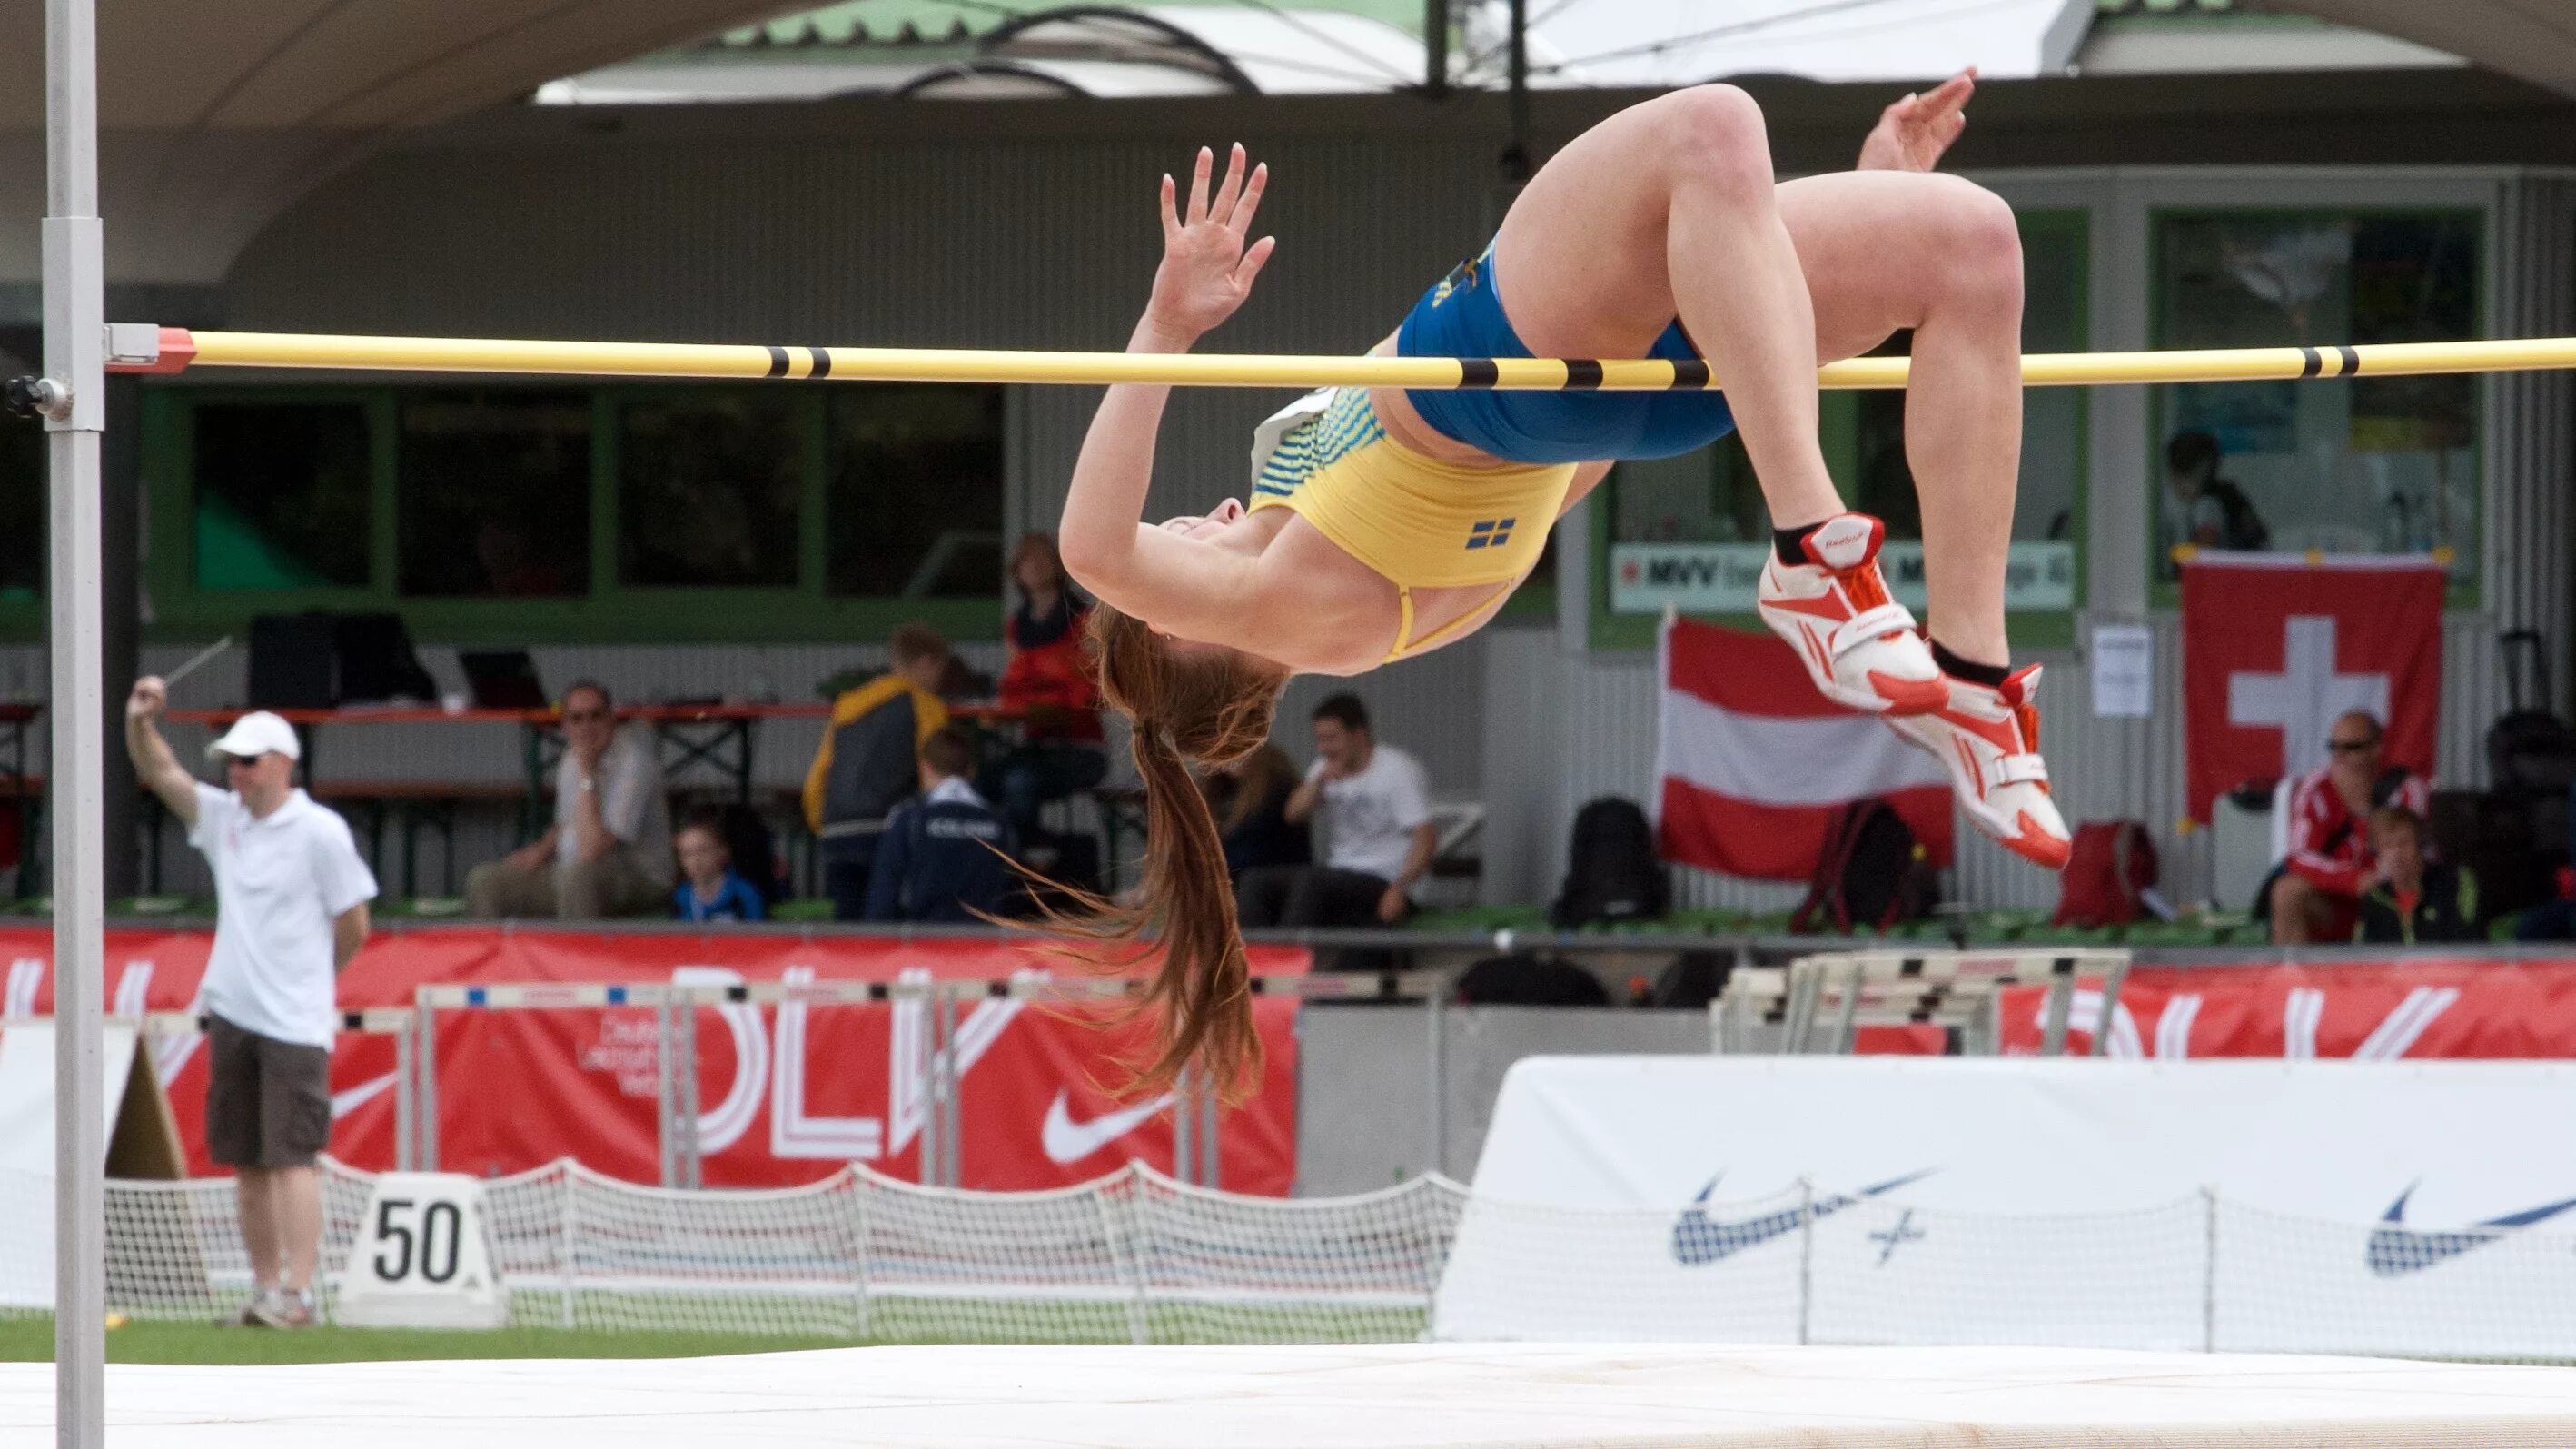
[1042,1088,1175,1165]
[2366,1185,2576,1277]
[331,1071,400,1120]
[1669,1168,1936,1266]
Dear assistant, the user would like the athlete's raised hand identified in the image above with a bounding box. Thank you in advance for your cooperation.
[1145,144,1274,341]
[1858,69,1973,174]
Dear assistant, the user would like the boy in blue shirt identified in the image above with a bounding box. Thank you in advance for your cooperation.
[867,726,1018,923]
[673,812,767,923]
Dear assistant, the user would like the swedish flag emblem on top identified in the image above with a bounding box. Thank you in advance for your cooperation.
[1467,518,1515,550]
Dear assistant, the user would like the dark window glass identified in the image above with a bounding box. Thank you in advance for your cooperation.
[399,391,591,597]
[617,392,800,589]
[0,330,39,601]
[192,402,372,590]
[826,386,1005,598]
[2152,211,2480,583]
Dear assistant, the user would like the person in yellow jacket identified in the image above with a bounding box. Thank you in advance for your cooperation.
[804,623,952,919]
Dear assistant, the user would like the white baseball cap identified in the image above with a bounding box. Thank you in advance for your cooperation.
[204,710,302,763]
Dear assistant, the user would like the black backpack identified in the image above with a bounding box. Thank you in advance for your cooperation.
[2488,629,2576,796]
[1793,799,1939,934]
[1551,796,1669,928]
[1456,954,1611,1007]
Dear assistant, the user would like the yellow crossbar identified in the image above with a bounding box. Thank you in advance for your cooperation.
[121,328,2576,390]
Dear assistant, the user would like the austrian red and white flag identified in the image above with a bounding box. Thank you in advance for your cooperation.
[1656,617,1953,880]
[2180,552,2443,822]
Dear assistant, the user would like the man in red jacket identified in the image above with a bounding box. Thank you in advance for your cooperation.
[2264,710,2429,944]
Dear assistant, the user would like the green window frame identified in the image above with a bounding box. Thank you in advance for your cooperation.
[2144,204,2485,609]
[134,382,1009,644]
[1590,207,2090,651]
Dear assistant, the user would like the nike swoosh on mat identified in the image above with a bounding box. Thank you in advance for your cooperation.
[2366,1185,2576,1276]
[1042,1088,1175,1165]
[1669,1169,1935,1266]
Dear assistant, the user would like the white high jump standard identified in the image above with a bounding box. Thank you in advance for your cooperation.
[6,1343,2576,1447]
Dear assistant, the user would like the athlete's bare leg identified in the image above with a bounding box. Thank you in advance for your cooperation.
[1491,90,2024,666]
[1493,85,1840,531]
[1772,169,2024,665]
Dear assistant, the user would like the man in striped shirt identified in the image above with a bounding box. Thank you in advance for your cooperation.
[2264,710,2429,944]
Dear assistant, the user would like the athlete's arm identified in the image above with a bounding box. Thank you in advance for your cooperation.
[1857,69,1972,174]
[1059,144,1274,603]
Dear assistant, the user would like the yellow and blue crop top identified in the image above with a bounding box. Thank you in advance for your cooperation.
[1247,388,1574,662]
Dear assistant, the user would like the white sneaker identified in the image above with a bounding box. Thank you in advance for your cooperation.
[1756,514,1946,716]
[1889,664,2073,871]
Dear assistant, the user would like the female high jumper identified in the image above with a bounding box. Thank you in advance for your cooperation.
[1049,73,2066,1094]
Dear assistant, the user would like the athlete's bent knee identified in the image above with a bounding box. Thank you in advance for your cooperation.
[1924,177,2023,311]
[1660,84,1773,197]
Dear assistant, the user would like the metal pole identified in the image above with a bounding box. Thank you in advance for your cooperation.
[2040,958,2076,1057]
[1172,1065,1194,1187]
[938,988,960,1188]
[2201,1186,2219,1353]
[1423,0,1448,98]
[655,998,675,1188]
[45,0,107,1440]
[1197,1067,1221,1189]
[679,998,703,1190]
[1501,0,1531,184]
[415,990,441,1171]
[393,1020,414,1172]
[1795,1177,1815,1347]
[1424,971,1447,1178]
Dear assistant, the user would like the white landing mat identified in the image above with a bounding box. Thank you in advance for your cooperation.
[11,1342,2576,1447]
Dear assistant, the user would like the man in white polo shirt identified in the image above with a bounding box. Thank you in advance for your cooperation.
[126,677,376,1329]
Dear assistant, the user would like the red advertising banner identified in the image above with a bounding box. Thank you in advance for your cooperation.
[0,928,1305,1194]
[1997,959,2576,1059]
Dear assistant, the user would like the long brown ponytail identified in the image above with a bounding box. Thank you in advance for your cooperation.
[1021,603,1288,1101]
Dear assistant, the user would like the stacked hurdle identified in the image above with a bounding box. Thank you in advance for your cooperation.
[1709,948,2132,1057]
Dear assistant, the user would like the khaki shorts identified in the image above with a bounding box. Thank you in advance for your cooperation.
[203,1013,332,1169]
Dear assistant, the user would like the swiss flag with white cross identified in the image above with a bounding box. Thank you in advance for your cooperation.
[2179,553,2444,822]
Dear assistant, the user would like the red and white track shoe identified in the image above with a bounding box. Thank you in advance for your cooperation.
[1889,664,2073,871]
[1757,514,1947,716]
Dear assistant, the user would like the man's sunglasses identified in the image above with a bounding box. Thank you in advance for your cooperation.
[562,709,610,723]
[2328,737,2380,754]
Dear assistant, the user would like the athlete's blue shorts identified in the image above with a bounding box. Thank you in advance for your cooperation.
[1395,243,1739,464]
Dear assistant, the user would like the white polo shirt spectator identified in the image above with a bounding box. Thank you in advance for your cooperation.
[191,779,379,1048]
[1315,745,1432,887]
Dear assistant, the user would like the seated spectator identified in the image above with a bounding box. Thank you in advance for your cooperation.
[672,810,767,924]
[1236,694,1433,930]
[983,533,1109,836]
[2260,710,2429,944]
[466,680,671,919]
[2161,430,2268,577]
[806,624,951,921]
[867,726,1017,923]
[2355,806,2478,945]
[1205,742,1311,881]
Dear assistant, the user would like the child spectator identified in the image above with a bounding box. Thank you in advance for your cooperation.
[867,726,1018,923]
[672,811,767,923]
[2356,806,2478,946]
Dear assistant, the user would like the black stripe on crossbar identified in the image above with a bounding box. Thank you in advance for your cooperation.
[341,1012,364,1030]
[1667,358,1711,390]
[764,345,791,378]
[807,347,833,380]
[1457,358,1500,388]
[2336,344,2360,377]
[1561,359,1604,390]
[727,983,750,1002]
[2298,346,2322,380]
